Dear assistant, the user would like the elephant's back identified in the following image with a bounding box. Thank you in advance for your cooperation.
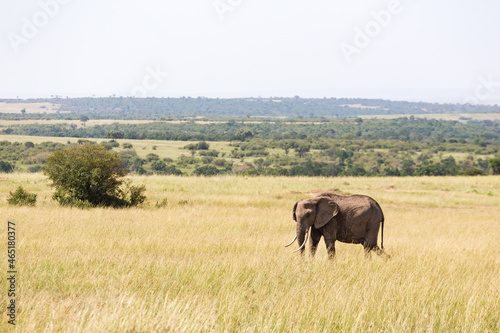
[316,193,384,221]
[337,195,383,236]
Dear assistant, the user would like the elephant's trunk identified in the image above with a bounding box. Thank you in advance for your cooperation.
[292,226,309,254]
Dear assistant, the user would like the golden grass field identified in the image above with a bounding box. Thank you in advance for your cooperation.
[0,135,235,164]
[0,103,61,114]
[1,111,500,129]
[1,174,499,332]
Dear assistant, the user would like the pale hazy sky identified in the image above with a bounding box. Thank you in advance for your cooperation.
[1,0,499,104]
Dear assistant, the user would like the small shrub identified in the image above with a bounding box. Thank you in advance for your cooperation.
[464,167,484,176]
[136,166,148,175]
[201,156,214,164]
[119,182,147,207]
[28,165,43,173]
[101,141,119,150]
[151,160,183,175]
[198,150,219,157]
[146,153,160,162]
[7,186,37,206]
[155,198,168,208]
[184,141,210,151]
[0,160,14,173]
[213,159,231,168]
[193,165,220,176]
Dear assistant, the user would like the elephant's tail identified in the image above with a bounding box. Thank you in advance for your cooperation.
[376,201,385,250]
[380,215,384,250]
[374,200,385,249]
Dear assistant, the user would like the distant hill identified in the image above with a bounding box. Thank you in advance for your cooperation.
[0,97,498,120]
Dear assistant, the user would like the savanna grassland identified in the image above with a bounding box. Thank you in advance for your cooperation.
[1,174,499,332]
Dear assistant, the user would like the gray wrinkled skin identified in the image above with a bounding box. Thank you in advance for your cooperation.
[292,193,386,259]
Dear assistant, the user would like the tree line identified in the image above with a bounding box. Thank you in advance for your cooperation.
[1,97,499,120]
[3,117,499,146]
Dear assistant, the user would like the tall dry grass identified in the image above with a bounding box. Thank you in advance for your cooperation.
[1,174,499,332]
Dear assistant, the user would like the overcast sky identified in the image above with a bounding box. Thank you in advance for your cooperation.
[1,0,499,104]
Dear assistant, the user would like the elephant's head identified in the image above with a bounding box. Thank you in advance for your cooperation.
[286,196,339,253]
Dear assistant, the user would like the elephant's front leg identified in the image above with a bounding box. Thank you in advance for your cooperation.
[323,232,336,259]
[324,237,336,259]
[323,223,337,259]
[309,228,322,257]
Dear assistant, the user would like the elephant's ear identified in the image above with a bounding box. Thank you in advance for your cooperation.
[293,201,299,222]
[314,197,338,229]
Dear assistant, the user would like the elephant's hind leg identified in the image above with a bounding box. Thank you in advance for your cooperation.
[363,242,384,258]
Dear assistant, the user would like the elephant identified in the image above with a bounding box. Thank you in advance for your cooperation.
[285,192,385,258]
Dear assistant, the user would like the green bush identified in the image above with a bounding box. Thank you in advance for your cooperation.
[490,157,500,175]
[151,160,183,175]
[101,141,119,150]
[0,160,14,173]
[44,144,146,208]
[28,165,43,173]
[155,198,168,208]
[184,141,210,151]
[464,167,484,176]
[119,181,147,207]
[198,150,219,157]
[146,153,160,162]
[193,165,221,176]
[7,186,37,206]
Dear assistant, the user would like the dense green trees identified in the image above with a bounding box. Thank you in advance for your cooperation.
[234,128,253,141]
[4,118,499,148]
[2,97,498,120]
[151,160,183,175]
[0,100,498,178]
[193,165,221,176]
[490,157,500,175]
[0,136,497,177]
[107,130,124,141]
[0,160,14,173]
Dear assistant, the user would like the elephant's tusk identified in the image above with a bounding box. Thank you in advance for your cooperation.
[292,230,309,253]
[284,235,297,247]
